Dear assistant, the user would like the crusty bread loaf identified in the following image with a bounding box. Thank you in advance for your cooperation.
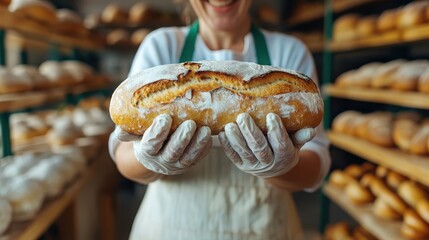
[418,68,429,93]
[333,14,360,41]
[397,1,429,29]
[377,8,400,32]
[398,181,428,208]
[403,209,429,237]
[410,126,429,155]
[110,61,324,135]
[373,198,402,220]
[345,180,374,205]
[393,118,420,151]
[356,16,378,38]
[8,0,58,25]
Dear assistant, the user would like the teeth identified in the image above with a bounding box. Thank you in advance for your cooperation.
[208,0,234,7]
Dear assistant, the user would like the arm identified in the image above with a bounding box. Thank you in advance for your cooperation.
[265,150,321,191]
[115,142,161,185]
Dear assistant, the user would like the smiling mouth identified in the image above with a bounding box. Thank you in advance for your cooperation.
[207,0,236,7]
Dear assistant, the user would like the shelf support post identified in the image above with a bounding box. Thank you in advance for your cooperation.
[0,112,12,157]
[319,0,333,234]
[0,29,5,65]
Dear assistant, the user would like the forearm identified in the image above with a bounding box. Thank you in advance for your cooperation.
[115,142,161,184]
[265,150,322,191]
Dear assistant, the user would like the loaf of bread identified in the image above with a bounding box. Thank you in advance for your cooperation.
[390,61,429,91]
[397,1,429,29]
[373,198,402,220]
[345,180,374,205]
[110,61,324,135]
[356,16,378,38]
[386,171,407,190]
[410,126,429,155]
[418,68,429,93]
[333,14,360,41]
[393,118,420,151]
[398,181,428,208]
[371,59,405,88]
[403,209,429,238]
[377,8,400,32]
[101,4,128,25]
[8,0,58,25]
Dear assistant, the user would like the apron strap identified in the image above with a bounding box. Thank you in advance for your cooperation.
[179,21,271,65]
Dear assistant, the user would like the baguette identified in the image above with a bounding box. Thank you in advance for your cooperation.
[110,61,324,135]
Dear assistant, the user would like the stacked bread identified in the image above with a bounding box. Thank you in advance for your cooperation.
[335,59,429,93]
[333,1,429,42]
[329,163,429,239]
[0,151,88,236]
[332,110,429,155]
[10,97,113,151]
[0,61,109,95]
[324,221,377,240]
[8,0,94,37]
[97,3,175,26]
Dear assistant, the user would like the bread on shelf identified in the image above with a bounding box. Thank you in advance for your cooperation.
[333,14,360,42]
[356,16,378,38]
[398,181,428,208]
[418,68,429,93]
[0,67,33,94]
[8,0,58,26]
[129,2,157,24]
[372,197,402,220]
[377,8,400,32]
[397,1,429,29]
[345,180,375,205]
[106,29,131,46]
[39,61,75,87]
[56,9,88,36]
[386,171,408,190]
[0,197,12,236]
[11,65,50,90]
[393,118,420,152]
[131,28,151,46]
[101,3,128,25]
[329,170,354,189]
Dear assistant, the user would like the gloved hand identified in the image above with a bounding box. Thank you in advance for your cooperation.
[110,114,212,175]
[218,113,315,178]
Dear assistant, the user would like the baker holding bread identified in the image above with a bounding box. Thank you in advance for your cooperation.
[108,0,331,239]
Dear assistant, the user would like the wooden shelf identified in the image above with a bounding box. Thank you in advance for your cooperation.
[323,183,404,240]
[330,24,429,52]
[1,151,107,240]
[0,90,66,112]
[324,84,429,110]
[0,6,104,50]
[328,131,429,187]
[0,83,114,113]
[286,0,383,27]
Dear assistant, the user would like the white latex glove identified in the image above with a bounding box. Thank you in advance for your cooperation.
[110,114,212,175]
[218,113,315,178]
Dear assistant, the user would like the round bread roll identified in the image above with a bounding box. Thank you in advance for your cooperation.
[11,64,50,89]
[398,181,428,208]
[131,28,151,46]
[403,209,429,236]
[373,197,402,220]
[106,29,131,46]
[397,1,429,29]
[335,70,358,88]
[47,115,83,146]
[110,61,324,135]
[24,160,67,198]
[39,61,75,87]
[345,180,374,205]
[101,3,128,25]
[0,197,12,235]
[129,2,157,24]
[8,0,57,25]
[332,110,363,135]
[377,8,400,32]
[396,111,422,123]
[344,164,366,179]
[393,118,420,151]
[333,14,360,41]
[61,60,94,84]
[386,171,407,190]
[56,9,87,36]
[375,165,389,179]
[366,114,394,147]
[356,16,378,38]
[329,170,354,189]
[371,59,406,89]
[410,126,429,155]
[418,68,429,93]
[0,66,33,94]
[4,178,45,221]
[390,60,429,91]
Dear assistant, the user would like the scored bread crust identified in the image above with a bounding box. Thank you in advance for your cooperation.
[110,60,324,135]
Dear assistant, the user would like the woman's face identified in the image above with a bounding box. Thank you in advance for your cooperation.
[189,0,252,31]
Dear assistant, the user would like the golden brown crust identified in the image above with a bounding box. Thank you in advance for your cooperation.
[372,198,402,220]
[110,61,323,135]
[399,181,428,208]
[403,209,429,235]
[345,181,374,205]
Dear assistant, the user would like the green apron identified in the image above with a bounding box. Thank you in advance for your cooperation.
[179,21,271,65]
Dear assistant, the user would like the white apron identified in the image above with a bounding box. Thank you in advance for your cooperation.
[129,148,304,240]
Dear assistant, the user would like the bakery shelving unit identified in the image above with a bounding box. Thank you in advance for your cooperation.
[0,5,117,240]
[319,0,429,239]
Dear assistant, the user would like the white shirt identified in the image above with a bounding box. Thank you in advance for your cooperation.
[127,26,331,240]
